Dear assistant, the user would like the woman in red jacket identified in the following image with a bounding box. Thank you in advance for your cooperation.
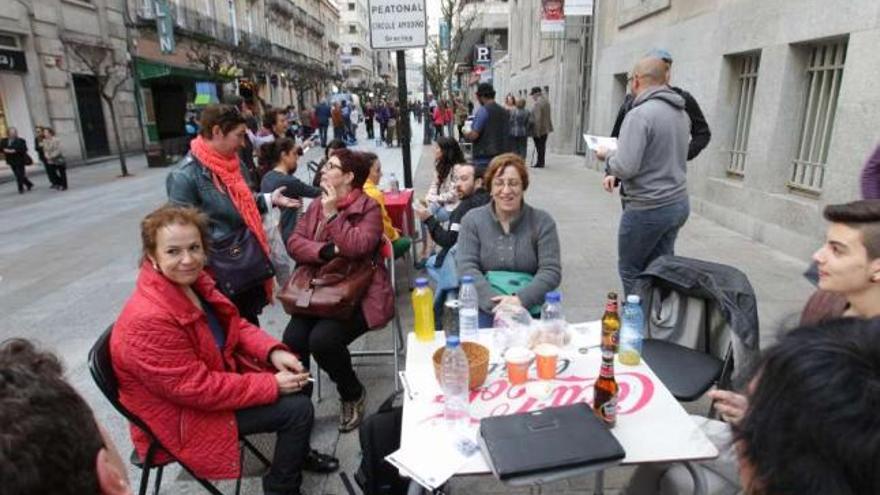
[111,205,337,495]
[285,149,394,432]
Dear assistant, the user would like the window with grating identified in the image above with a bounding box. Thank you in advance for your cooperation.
[789,40,847,194]
[726,53,760,177]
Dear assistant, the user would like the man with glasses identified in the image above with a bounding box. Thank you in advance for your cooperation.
[595,57,691,295]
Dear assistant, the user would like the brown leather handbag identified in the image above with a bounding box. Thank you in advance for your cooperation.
[278,256,375,319]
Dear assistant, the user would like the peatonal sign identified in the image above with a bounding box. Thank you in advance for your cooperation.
[368,0,427,50]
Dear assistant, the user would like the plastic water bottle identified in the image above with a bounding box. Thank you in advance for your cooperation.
[388,172,400,193]
[458,275,479,341]
[619,294,645,365]
[441,335,470,434]
[412,278,435,342]
[539,291,566,347]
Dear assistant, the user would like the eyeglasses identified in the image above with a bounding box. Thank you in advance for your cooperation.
[492,179,523,189]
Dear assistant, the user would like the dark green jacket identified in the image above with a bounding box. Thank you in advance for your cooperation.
[166,153,269,241]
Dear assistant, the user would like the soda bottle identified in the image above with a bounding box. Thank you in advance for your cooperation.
[412,278,435,342]
[619,294,644,365]
[593,348,618,427]
[458,276,479,341]
[601,291,621,353]
[441,335,470,434]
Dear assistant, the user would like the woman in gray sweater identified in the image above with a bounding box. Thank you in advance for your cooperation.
[456,153,561,327]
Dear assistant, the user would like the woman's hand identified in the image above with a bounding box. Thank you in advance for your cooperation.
[274,370,311,394]
[271,186,300,209]
[413,202,431,221]
[321,185,338,217]
[708,389,749,425]
[602,175,618,193]
[595,145,609,161]
[270,349,305,373]
[491,295,522,312]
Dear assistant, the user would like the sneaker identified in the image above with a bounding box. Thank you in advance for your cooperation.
[338,389,366,432]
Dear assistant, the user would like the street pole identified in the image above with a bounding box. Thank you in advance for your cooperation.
[396,50,413,189]
[422,48,431,145]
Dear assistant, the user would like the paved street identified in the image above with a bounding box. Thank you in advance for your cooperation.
[0,121,814,494]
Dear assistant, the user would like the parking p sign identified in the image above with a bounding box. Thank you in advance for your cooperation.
[368,0,427,49]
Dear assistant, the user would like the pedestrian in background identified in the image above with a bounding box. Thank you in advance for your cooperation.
[455,98,468,141]
[529,87,553,168]
[1,127,33,194]
[386,101,398,147]
[300,106,313,142]
[364,101,375,140]
[596,57,691,295]
[503,93,516,112]
[377,100,390,144]
[331,102,345,142]
[315,100,331,147]
[348,105,361,145]
[464,83,512,172]
[509,97,532,159]
[34,125,61,189]
[42,128,67,191]
[432,100,447,138]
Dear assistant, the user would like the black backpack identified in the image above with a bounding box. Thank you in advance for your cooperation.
[353,391,409,495]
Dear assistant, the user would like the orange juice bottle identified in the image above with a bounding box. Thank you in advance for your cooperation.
[412,278,435,342]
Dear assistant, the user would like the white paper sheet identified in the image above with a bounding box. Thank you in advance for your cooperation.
[386,427,480,490]
[583,134,618,152]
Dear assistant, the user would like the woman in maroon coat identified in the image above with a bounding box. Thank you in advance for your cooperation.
[285,149,393,432]
[111,205,337,495]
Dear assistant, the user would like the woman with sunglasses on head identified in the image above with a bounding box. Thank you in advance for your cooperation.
[166,103,300,326]
[455,153,561,327]
[260,138,321,244]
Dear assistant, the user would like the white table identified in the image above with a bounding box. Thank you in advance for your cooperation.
[399,322,719,493]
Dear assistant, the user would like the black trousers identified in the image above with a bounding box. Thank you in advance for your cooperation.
[54,164,68,189]
[42,161,61,186]
[434,124,444,138]
[10,163,32,192]
[379,122,387,142]
[235,394,314,493]
[533,134,549,167]
[283,311,369,401]
[365,118,375,139]
[318,124,329,147]
[229,285,266,326]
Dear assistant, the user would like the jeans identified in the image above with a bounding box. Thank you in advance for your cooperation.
[478,310,494,329]
[318,124,328,147]
[513,136,528,159]
[533,134,548,167]
[235,394,314,493]
[333,126,346,141]
[618,197,690,295]
[283,311,369,401]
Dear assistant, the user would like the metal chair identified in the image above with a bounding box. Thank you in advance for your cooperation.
[314,237,404,401]
[88,325,271,495]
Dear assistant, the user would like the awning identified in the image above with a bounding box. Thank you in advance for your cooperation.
[136,58,218,82]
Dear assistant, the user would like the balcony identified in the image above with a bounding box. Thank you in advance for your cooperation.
[340,54,371,72]
[268,0,297,19]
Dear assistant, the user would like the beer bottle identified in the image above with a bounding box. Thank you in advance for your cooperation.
[593,349,618,427]
[601,291,621,353]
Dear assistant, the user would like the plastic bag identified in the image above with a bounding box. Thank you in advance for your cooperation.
[492,303,534,354]
[262,201,294,292]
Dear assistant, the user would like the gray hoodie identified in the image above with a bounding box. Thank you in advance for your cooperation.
[607,86,690,210]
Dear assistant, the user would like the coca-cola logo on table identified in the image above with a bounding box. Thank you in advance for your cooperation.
[419,358,656,424]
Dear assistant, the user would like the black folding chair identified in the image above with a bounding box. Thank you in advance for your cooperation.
[88,325,271,495]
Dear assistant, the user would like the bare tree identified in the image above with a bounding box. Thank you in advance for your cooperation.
[61,38,133,177]
[425,0,477,101]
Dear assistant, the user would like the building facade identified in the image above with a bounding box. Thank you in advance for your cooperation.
[451,0,508,100]
[588,0,880,258]
[339,0,373,87]
[493,0,592,154]
[1,0,141,164]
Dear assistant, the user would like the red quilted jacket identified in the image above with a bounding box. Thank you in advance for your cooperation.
[111,262,284,479]
[287,188,394,329]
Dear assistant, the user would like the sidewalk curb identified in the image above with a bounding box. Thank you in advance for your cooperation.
[0,151,147,185]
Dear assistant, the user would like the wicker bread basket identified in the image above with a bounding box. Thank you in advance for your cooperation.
[432,341,490,390]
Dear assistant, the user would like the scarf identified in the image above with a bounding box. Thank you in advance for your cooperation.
[190,136,273,300]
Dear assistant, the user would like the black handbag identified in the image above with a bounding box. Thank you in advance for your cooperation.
[208,227,275,297]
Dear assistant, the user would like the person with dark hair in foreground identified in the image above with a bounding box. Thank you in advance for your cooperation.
[0,338,132,495]
[736,319,880,495]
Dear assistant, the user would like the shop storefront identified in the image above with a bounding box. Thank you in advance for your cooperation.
[0,36,34,155]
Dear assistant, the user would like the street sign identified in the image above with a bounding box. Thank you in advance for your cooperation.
[155,0,175,54]
[474,45,492,66]
[439,20,450,50]
[368,0,427,49]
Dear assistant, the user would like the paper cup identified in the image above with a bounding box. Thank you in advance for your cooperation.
[534,343,560,380]
[504,346,533,385]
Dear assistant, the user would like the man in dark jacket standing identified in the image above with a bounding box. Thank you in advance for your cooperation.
[529,87,553,168]
[315,100,331,147]
[596,57,691,295]
[611,49,711,161]
[2,127,33,193]
[465,83,512,172]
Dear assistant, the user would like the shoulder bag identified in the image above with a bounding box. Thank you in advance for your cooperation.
[208,227,275,297]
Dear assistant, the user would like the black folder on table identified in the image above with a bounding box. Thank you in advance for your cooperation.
[478,403,625,481]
